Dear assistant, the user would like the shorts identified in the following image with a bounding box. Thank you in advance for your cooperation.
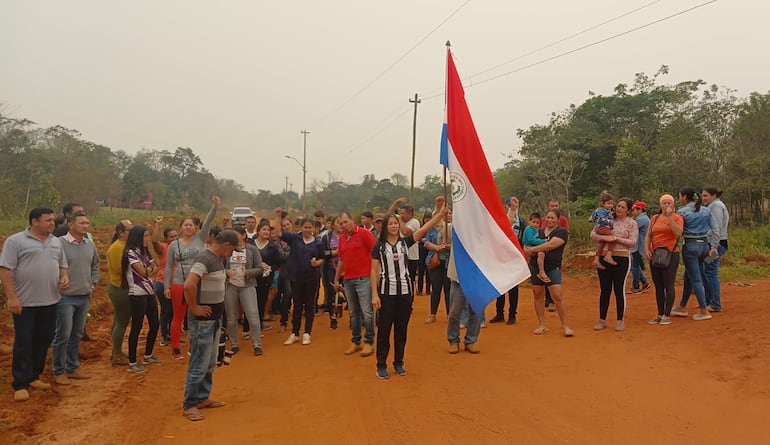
[270,271,279,289]
[529,265,562,286]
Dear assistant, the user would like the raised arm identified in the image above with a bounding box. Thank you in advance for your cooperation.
[413,205,447,241]
[151,216,165,255]
[386,197,407,216]
[196,195,221,243]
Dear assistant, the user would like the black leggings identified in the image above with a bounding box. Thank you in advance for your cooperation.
[128,293,159,363]
[291,280,317,336]
[428,263,450,315]
[376,293,413,369]
[597,256,630,321]
[651,254,680,316]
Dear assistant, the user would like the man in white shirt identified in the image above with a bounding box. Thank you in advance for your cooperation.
[388,198,421,292]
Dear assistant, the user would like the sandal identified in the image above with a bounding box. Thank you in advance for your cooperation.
[533,326,549,335]
[183,408,204,421]
[563,327,574,337]
[537,273,551,283]
[197,399,226,409]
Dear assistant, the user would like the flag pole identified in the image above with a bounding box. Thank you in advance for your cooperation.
[443,40,451,238]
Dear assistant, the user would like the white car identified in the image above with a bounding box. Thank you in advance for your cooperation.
[230,207,255,225]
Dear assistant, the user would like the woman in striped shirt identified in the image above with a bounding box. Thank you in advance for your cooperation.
[370,206,447,379]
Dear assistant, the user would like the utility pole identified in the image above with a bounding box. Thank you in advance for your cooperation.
[284,176,289,210]
[301,129,310,214]
[409,93,420,204]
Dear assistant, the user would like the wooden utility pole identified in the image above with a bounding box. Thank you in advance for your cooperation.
[409,93,420,204]
[300,129,310,214]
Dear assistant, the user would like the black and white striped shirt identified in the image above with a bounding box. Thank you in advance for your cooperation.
[371,235,416,296]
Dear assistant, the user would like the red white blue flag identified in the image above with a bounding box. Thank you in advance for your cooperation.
[440,47,530,316]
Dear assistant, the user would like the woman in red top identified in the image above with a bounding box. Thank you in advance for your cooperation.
[645,194,684,326]
[152,216,178,346]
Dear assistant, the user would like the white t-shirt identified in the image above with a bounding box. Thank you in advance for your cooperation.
[403,218,421,260]
[228,250,247,287]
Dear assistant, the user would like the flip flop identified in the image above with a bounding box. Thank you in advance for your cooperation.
[183,408,204,421]
[563,327,575,337]
[533,326,549,335]
[197,399,226,409]
[537,273,552,283]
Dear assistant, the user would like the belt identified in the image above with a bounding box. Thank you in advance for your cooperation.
[683,237,707,244]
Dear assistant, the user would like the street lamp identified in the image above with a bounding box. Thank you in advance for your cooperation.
[284,154,306,213]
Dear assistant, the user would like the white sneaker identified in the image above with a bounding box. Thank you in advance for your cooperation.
[283,334,299,345]
[301,333,311,345]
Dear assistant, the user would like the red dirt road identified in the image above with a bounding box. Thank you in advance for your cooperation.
[2,276,769,445]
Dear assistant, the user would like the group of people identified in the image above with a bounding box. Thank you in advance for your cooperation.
[1,187,729,418]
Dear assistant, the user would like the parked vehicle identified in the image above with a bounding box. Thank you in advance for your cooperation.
[231,207,255,225]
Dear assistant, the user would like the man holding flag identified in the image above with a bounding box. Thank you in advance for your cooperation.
[441,43,531,352]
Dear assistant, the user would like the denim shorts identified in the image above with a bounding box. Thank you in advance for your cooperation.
[270,271,279,289]
[529,265,562,286]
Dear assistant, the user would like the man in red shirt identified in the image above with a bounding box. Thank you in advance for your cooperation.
[334,211,376,357]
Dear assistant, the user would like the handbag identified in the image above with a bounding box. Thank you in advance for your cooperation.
[649,215,679,268]
[427,251,441,270]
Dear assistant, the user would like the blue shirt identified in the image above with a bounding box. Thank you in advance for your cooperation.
[522,226,546,248]
[632,213,650,255]
[676,202,719,247]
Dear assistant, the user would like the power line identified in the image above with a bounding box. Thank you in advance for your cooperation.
[423,0,718,100]
[345,107,412,154]
[309,0,473,128]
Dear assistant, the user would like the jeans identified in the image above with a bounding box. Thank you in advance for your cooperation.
[460,305,486,326]
[12,304,57,390]
[704,244,726,310]
[170,283,187,350]
[224,285,261,350]
[344,277,374,345]
[155,281,173,341]
[128,294,159,363]
[428,263,450,315]
[108,284,131,356]
[679,241,709,309]
[52,295,90,375]
[183,317,221,410]
[630,251,649,289]
[447,282,481,345]
[376,293,412,369]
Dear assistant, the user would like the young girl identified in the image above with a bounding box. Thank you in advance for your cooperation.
[121,226,161,374]
[522,213,549,283]
[371,206,447,379]
[591,191,617,269]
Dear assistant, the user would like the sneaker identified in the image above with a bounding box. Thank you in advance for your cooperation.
[143,355,163,365]
[302,333,311,345]
[489,315,505,323]
[14,389,30,402]
[706,305,721,312]
[111,353,129,366]
[159,338,170,346]
[547,303,556,312]
[253,347,263,356]
[242,331,251,340]
[222,355,231,365]
[67,370,91,380]
[648,316,662,325]
[693,312,712,321]
[629,286,642,294]
[615,320,625,332]
[480,322,486,328]
[640,282,652,292]
[54,374,71,385]
[330,318,338,330]
[376,368,390,379]
[394,364,407,376]
[448,343,460,354]
[344,343,363,355]
[424,314,436,324]
[360,343,374,357]
[284,333,299,345]
[29,379,51,390]
[671,307,688,317]
[171,349,184,360]
[465,343,480,354]
[659,316,673,326]
[230,345,240,355]
[127,363,148,374]
[261,323,273,332]
[593,319,607,331]
[506,315,517,325]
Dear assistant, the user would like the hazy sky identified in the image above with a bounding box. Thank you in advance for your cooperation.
[2,1,767,196]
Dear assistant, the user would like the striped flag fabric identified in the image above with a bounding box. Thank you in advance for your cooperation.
[440,47,531,316]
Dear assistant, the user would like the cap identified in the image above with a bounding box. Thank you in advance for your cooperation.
[659,194,675,205]
[216,230,243,251]
[374,213,384,222]
[631,201,647,211]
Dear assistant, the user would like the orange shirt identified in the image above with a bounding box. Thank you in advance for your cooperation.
[649,214,683,252]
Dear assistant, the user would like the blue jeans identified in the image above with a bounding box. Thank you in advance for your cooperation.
[52,295,90,375]
[460,304,486,326]
[155,281,173,341]
[12,304,57,390]
[447,282,481,345]
[344,277,374,345]
[630,251,649,289]
[679,242,709,309]
[704,244,726,311]
[183,317,221,410]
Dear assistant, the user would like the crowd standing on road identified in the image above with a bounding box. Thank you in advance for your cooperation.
[1,187,730,413]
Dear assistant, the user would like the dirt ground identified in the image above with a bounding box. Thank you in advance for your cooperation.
[1,265,769,445]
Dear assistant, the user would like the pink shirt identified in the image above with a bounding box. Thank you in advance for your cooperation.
[591,216,638,255]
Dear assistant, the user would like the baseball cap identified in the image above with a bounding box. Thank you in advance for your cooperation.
[216,230,243,251]
[631,201,647,210]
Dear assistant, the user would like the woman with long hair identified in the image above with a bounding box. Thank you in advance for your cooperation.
[320,216,343,329]
[107,219,133,366]
[151,218,178,346]
[670,187,720,320]
[250,221,281,337]
[121,226,161,373]
[698,186,728,312]
[590,197,638,332]
[416,212,432,297]
[224,226,264,355]
[164,196,220,360]
[371,206,447,379]
[424,208,452,323]
[645,194,683,325]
